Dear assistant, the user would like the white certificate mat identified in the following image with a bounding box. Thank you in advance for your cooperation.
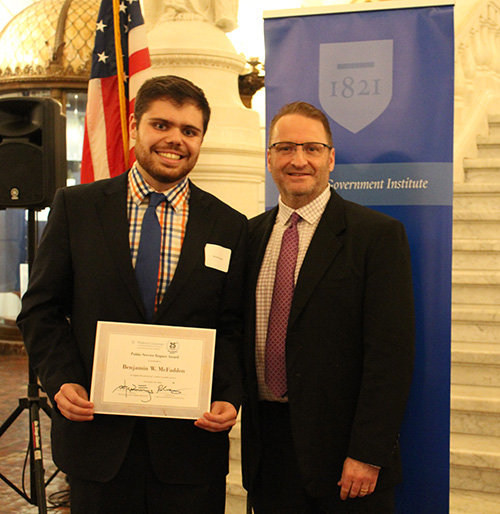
[90,321,216,419]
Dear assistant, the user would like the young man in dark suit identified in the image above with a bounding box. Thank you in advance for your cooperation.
[242,101,415,513]
[17,75,247,514]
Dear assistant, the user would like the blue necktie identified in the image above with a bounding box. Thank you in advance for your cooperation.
[135,192,166,321]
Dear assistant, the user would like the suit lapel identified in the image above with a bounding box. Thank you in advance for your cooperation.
[245,207,277,390]
[94,172,144,314]
[154,183,215,318]
[248,207,278,290]
[289,191,346,327]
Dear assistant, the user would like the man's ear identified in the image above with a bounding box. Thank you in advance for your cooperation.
[329,147,336,172]
[129,113,137,140]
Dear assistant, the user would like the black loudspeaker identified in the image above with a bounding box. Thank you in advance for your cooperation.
[0,97,67,209]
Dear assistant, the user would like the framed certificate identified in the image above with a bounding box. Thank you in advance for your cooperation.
[90,321,216,419]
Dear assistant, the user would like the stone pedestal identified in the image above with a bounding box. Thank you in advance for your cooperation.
[147,19,264,218]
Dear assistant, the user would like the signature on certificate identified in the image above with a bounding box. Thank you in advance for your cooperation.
[112,381,183,403]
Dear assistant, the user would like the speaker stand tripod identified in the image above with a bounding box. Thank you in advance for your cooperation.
[0,210,59,513]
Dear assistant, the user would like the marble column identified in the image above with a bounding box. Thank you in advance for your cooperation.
[143,0,264,218]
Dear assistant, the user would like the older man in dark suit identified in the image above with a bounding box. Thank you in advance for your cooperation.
[242,101,415,514]
[17,75,247,514]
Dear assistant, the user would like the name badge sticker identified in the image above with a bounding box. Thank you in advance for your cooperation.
[204,244,231,273]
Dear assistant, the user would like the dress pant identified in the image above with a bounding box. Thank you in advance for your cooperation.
[69,420,226,514]
[249,402,395,514]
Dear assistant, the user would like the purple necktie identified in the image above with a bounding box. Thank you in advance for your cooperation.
[265,212,300,397]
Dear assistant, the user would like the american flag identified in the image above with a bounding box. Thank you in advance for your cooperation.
[81,0,152,182]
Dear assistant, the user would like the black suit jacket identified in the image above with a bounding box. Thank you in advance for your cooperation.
[242,189,415,498]
[18,172,247,484]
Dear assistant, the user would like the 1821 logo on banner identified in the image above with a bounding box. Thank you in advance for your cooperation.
[319,40,393,134]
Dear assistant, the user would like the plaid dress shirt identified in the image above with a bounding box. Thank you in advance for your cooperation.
[128,165,189,312]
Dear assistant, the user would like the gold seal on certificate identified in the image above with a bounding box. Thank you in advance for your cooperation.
[90,321,216,419]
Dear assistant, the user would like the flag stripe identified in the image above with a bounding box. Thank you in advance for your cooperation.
[81,118,95,183]
[129,23,149,54]
[129,48,151,79]
[85,80,111,181]
[129,67,153,106]
[101,76,126,177]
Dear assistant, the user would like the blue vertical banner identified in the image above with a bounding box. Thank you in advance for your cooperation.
[264,2,454,513]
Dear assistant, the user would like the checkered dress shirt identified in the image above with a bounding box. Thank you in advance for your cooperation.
[255,186,331,401]
[128,166,189,312]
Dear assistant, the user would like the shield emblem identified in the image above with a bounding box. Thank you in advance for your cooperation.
[319,40,393,134]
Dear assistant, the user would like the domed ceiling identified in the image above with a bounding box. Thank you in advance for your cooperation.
[0,0,99,90]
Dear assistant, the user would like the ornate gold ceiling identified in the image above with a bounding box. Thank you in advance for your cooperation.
[0,0,99,92]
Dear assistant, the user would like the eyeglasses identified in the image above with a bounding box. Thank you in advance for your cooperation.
[268,142,332,157]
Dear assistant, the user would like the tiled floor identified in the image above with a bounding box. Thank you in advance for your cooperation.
[0,352,69,514]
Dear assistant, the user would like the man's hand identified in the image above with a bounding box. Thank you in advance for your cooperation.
[337,457,380,500]
[54,383,94,422]
[194,401,237,433]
